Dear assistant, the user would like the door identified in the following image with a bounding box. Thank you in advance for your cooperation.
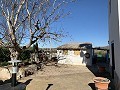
[111,43,115,78]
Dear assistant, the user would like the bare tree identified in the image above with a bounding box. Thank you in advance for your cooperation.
[0,0,74,60]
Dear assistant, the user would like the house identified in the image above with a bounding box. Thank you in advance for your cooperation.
[108,0,120,89]
[57,42,92,66]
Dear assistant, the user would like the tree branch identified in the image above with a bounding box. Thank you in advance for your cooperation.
[14,0,25,26]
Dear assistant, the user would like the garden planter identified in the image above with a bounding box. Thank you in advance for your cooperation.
[93,77,110,90]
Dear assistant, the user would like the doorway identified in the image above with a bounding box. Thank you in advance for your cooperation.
[111,43,115,79]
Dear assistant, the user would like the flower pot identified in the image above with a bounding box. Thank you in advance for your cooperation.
[93,77,110,90]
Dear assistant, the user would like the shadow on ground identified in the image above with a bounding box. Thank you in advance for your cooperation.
[87,64,115,90]
[46,84,53,90]
[0,78,32,90]
[88,83,96,90]
[23,79,32,86]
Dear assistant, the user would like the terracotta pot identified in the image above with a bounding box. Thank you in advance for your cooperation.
[93,77,110,90]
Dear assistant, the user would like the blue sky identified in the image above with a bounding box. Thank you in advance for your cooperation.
[40,0,108,48]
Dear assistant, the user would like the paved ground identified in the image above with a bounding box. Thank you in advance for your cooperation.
[19,64,115,90]
[0,63,115,90]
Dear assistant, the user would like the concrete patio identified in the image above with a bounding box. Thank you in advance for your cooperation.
[0,64,115,90]
[17,64,115,90]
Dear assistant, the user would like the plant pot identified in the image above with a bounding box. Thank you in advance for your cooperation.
[93,77,110,90]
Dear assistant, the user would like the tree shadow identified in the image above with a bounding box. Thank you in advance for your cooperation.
[2,78,12,85]
[0,79,32,90]
[0,78,32,86]
[23,79,32,86]
[46,84,53,90]
[0,80,3,85]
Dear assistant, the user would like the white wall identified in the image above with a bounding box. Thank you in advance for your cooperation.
[109,0,120,89]
[57,49,92,66]
[109,0,119,66]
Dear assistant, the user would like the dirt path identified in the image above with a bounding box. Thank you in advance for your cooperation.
[19,64,96,90]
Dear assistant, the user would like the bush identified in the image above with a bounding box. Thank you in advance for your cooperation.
[0,61,9,66]
[0,47,32,64]
[18,50,31,61]
[0,47,10,62]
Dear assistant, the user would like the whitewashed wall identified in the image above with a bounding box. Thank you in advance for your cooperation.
[57,49,92,66]
[109,0,120,89]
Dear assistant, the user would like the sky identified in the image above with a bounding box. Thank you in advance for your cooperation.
[40,0,109,48]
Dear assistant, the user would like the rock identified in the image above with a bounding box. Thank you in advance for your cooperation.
[17,64,38,78]
[0,64,38,80]
[0,67,11,80]
[17,67,26,79]
[24,64,38,76]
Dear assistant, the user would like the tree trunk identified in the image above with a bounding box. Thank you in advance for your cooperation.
[35,52,39,62]
[9,48,20,60]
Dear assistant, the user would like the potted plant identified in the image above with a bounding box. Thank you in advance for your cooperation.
[93,77,110,90]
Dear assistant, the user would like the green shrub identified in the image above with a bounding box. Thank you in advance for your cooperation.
[18,50,31,61]
[0,47,32,63]
[0,61,9,66]
[0,47,10,62]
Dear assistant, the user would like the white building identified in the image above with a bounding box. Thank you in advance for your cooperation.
[108,0,120,89]
[57,43,92,66]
